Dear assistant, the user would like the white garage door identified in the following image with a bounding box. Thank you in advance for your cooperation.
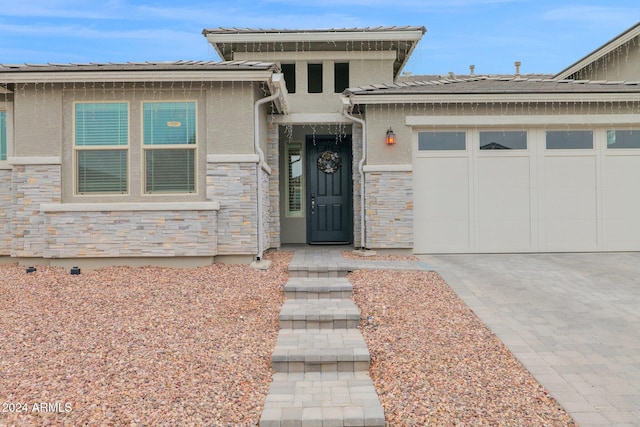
[414,128,640,253]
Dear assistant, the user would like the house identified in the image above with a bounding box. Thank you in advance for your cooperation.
[0,22,639,268]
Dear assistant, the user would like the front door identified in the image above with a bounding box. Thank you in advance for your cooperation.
[306,135,352,244]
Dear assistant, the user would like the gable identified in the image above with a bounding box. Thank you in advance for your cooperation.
[555,22,640,81]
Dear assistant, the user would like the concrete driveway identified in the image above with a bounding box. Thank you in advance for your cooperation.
[420,253,640,427]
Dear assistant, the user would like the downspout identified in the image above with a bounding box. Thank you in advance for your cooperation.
[254,87,281,261]
[341,97,367,249]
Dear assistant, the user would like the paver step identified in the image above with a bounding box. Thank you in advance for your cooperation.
[284,277,353,300]
[272,329,370,373]
[279,299,361,329]
[259,372,385,427]
[288,265,351,278]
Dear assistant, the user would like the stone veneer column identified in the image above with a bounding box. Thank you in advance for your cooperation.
[363,166,413,249]
[0,168,12,255]
[10,158,62,258]
[267,123,281,249]
[206,155,259,255]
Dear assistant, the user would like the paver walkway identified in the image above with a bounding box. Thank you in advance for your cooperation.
[422,253,640,427]
[260,245,429,426]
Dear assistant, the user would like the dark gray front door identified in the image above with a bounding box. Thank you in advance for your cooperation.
[306,135,352,244]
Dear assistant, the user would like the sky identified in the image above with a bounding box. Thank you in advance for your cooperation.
[0,0,638,76]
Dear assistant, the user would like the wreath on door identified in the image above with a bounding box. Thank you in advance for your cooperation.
[317,150,342,174]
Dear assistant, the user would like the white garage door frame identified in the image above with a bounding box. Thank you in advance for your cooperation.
[410,114,640,254]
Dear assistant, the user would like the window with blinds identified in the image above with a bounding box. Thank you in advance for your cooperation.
[143,102,196,193]
[0,111,6,161]
[74,103,128,194]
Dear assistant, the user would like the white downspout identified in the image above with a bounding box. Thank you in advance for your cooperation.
[341,97,367,249]
[254,88,280,261]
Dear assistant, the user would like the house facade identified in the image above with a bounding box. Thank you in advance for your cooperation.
[1,23,639,267]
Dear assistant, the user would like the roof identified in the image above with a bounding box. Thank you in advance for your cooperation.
[555,22,640,80]
[0,60,279,73]
[203,26,426,78]
[202,26,426,36]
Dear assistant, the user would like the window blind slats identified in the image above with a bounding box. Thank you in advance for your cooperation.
[145,149,195,193]
[143,102,196,146]
[75,103,128,146]
[77,150,127,193]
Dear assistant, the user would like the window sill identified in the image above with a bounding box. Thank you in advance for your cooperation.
[40,201,220,212]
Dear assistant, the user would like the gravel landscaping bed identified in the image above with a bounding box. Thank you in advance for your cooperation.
[0,250,291,427]
[2,251,576,426]
[350,269,577,426]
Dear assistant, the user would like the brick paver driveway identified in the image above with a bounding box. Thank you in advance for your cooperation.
[420,253,640,427]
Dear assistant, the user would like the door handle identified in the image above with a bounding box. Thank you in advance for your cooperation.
[311,194,315,215]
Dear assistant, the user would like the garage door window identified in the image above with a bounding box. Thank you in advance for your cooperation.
[607,130,640,149]
[418,131,466,151]
[546,130,593,149]
[480,131,527,150]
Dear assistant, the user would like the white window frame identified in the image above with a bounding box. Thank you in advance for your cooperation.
[141,100,198,195]
[285,142,304,217]
[73,101,130,195]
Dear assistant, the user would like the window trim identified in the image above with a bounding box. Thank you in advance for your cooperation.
[545,130,594,150]
[141,100,198,195]
[285,142,304,217]
[418,130,467,152]
[73,101,130,196]
[606,129,640,149]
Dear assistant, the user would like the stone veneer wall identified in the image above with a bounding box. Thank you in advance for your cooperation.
[364,169,413,249]
[206,159,258,254]
[42,208,217,258]
[11,163,61,258]
[267,123,280,249]
[0,169,11,255]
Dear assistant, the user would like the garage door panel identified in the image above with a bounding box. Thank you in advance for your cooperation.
[477,220,533,251]
[414,157,470,253]
[545,220,599,250]
[477,157,533,251]
[603,156,640,249]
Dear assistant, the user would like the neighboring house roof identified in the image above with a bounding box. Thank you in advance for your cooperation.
[554,22,640,80]
[203,26,426,78]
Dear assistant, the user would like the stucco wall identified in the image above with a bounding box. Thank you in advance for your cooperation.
[573,40,640,81]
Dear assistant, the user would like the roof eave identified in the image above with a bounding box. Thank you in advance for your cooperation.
[0,69,276,84]
[347,91,640,104]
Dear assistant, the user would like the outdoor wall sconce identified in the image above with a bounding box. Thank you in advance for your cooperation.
[385,128,397,145]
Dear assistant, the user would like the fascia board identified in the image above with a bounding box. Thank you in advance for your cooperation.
[0,70,275,84]
[349,92,640,104]
[406,113,640,127]
[206,30,424,44]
